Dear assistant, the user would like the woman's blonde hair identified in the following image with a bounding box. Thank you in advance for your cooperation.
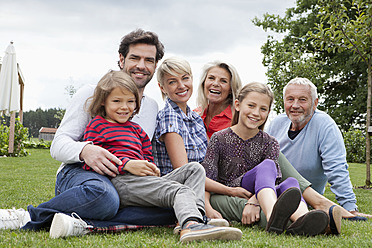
[157,57,192,100]
[86,70,140,119]
[232,82,274,130]
[197,61,242,111]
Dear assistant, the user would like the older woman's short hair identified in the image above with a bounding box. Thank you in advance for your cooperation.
[283,77,318,104]
[197,61,242,111]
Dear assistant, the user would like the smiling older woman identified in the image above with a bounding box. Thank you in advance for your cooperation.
[194,61,242,139]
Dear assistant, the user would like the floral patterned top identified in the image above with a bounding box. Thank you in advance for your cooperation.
[202,127,281,187]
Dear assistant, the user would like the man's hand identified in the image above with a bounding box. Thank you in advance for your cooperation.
[80,144,120,177]
[124,160,160,177]
[241,202,260,225]
[229,187,253,199]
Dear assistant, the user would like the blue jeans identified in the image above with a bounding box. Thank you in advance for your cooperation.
[22,163,176,230]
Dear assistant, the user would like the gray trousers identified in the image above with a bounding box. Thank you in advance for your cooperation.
[210,152,311,228]
[111,162,205,226]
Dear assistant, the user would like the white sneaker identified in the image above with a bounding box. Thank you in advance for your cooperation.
[50,213,93,238]
[0,208,31,230]
[173,218,229,234]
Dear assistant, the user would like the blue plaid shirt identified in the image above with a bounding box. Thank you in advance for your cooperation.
[153,98,208,175]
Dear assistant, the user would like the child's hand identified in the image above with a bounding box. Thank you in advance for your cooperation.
[229,187,253,199]
[124,160,160,177]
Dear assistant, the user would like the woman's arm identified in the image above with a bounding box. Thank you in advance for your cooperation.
[162,132,188,169]
[205,191,223,219]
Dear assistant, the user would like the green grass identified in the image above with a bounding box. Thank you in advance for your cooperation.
[0,149,371,247]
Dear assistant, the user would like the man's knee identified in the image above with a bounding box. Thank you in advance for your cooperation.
[82,180,120,219]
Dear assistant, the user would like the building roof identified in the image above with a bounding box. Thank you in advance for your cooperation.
[39,127,58,134]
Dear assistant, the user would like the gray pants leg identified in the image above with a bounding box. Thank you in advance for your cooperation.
[111,162,205,226]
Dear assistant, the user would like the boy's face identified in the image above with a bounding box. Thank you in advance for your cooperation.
[103,87,136,124]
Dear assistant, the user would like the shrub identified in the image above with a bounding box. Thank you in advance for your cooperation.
[343,128,371,163]
[0,117,29,157]
[24,139,52,149]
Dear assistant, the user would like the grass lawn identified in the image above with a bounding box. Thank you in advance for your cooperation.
[0,149,371,247]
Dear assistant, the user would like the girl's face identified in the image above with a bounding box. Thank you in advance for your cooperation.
[234,91,271,131]
[159,72,193,112]
[203,67,232,105]
[103,87,137,124]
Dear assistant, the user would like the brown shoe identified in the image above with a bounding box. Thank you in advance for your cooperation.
[286,210,329,236]
[266,187,301,234]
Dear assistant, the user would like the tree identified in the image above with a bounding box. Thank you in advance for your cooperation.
[308,0,372,185]
[23,108,61,137]
[253,0,368,132]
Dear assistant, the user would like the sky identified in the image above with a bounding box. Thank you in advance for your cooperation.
[0,0,296,111]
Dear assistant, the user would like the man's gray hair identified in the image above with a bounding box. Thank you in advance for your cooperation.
[283,77,318,104]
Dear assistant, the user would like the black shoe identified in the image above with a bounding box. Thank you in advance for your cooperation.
[286,210,329,236]
[343,216,367,221]
[328,205,342,235]
[265,187,301,234]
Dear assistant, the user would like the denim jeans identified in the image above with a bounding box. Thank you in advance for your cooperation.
[22,163,176,231]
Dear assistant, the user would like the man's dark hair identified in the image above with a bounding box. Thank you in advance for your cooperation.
[118,29,165,65]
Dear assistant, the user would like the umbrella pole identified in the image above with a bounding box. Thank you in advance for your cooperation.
[8,111,15,154]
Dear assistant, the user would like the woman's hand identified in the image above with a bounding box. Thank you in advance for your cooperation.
[205,203,223,219]
[124,160,160,177]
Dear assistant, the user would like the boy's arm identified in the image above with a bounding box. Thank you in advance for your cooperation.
[124,160,160,177]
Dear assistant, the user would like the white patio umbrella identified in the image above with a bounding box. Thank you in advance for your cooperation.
[0,41,20,154]
[0,41,20,115]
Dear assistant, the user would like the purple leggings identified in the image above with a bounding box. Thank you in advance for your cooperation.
[241,159,305,203]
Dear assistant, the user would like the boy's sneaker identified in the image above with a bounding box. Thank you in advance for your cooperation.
[173,218,229,234]
[50,213,93,238]
[179,221,242,243]
[0,208,31,230]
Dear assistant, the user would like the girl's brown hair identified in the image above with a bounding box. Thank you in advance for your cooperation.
[86,70,140,119]
[231,82,274,130]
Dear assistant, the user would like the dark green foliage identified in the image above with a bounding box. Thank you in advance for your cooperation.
[22,108,63,137]
[343,128,372,163]
[0,117,29,157]
[252,0,369,132]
